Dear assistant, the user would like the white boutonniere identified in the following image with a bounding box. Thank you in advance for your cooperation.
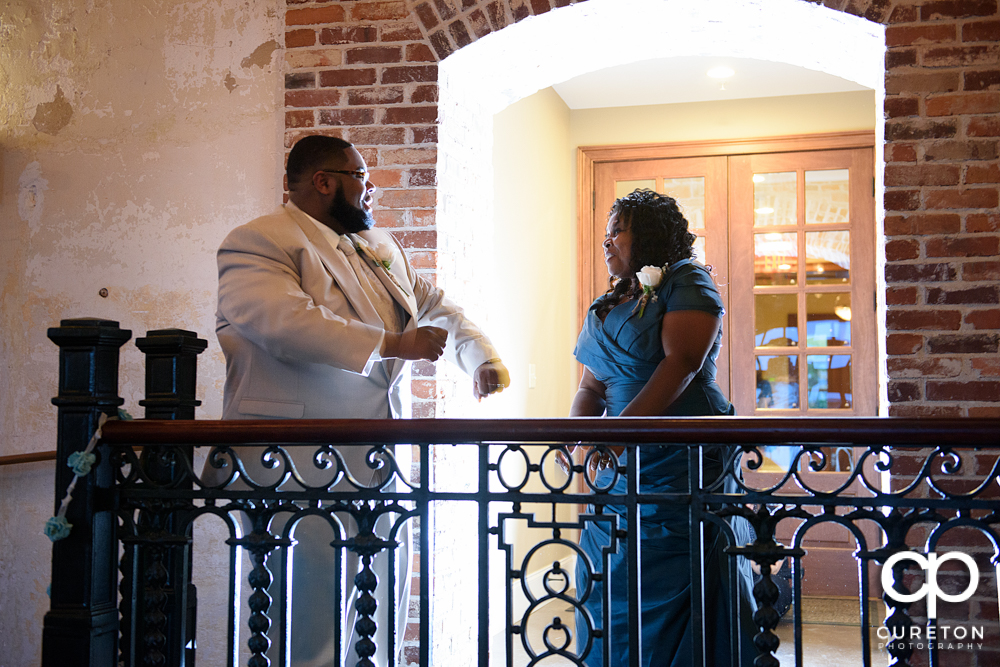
[351,235,410,297]
[634,265,665,318]
[372,241,394,271]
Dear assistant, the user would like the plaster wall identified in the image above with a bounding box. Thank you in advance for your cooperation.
[0,1,283,663]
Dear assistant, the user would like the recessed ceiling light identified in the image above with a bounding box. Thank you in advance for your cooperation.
[708,66,735,79]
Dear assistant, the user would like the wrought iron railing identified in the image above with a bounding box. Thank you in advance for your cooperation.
[41,319,1000,667]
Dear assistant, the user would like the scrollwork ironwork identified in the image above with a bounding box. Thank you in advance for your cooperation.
[103,429,999,667]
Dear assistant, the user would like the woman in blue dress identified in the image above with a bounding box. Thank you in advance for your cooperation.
[567,189,757,666]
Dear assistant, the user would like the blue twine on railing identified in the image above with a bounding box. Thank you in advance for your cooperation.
[44,409,133,542]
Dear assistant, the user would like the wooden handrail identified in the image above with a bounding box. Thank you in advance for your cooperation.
[97,416,999,447]
[0,447,146,468]
[7,416,994,466]
[0,451,56,467]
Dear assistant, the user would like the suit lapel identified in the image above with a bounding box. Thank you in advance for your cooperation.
[352,232,418,383]
[283,204,384,329]
[351,232,419,319]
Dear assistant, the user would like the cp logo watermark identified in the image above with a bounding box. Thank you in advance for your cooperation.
[882,551,978,619]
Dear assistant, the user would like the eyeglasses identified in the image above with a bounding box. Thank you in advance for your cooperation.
[320,169,369,180]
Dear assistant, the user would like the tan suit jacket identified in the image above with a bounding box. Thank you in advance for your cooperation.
[215,203,498,424]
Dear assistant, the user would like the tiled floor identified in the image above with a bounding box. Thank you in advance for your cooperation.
[775,621,888,666]
[498,596,888,666]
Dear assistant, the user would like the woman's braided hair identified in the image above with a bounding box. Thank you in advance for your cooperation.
[597,189,697,319]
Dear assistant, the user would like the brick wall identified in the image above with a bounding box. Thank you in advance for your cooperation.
[876,3,1000,652]
[281,0,1000,663]
[879,0,1000,419]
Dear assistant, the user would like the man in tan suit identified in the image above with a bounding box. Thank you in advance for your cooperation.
[212,135,509,666]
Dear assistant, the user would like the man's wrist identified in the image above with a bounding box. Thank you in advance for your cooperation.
[380,331,400,358]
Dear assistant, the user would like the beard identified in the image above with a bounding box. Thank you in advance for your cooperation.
[328,188,375,233]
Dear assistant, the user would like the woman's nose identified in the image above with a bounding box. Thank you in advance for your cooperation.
[603,237,612,248]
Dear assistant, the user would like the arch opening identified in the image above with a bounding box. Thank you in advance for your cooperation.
[436,0,887,420]
[430,1,887,662]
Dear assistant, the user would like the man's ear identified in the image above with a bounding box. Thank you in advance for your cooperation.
[311,170,338,196]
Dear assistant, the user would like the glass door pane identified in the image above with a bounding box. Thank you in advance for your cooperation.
[663,176,707,262]
[662,176,706,230]
[756,354,800,409]
[615,179,655,198]
[806,231,850,284]
[755,294,798,347]
[755,233,798,286]
[807,354,852,409]
[693,236,707,264]
[805,169,850,224]
[806,293,851,347]
[753,171,796,227]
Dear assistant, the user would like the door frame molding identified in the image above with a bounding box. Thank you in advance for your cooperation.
[577,131,876,326]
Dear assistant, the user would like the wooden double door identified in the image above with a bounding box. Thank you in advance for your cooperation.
[579,132,880,596]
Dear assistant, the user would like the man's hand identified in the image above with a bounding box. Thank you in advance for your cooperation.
[473,360,510,400]
[383,326,448,361]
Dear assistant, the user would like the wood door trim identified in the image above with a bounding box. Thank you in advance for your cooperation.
[578,132,874,340]
[577,147,596,340]
[579,130,876,165]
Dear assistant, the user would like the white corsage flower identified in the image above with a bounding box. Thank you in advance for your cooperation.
[635,265,666,317]
[372,242,395,270]
[637,266,663,289]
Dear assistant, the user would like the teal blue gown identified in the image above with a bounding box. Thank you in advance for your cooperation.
[573,260,757,667]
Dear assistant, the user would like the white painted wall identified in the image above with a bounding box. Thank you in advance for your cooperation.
[0,1,283,664]
[491,87,576,418]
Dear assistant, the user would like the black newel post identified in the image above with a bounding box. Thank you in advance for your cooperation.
[136,328,208,420]
[124,329,207,666]
[42,318,132,667]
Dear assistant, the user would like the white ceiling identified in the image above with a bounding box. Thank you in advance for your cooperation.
[551,55,872,110]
